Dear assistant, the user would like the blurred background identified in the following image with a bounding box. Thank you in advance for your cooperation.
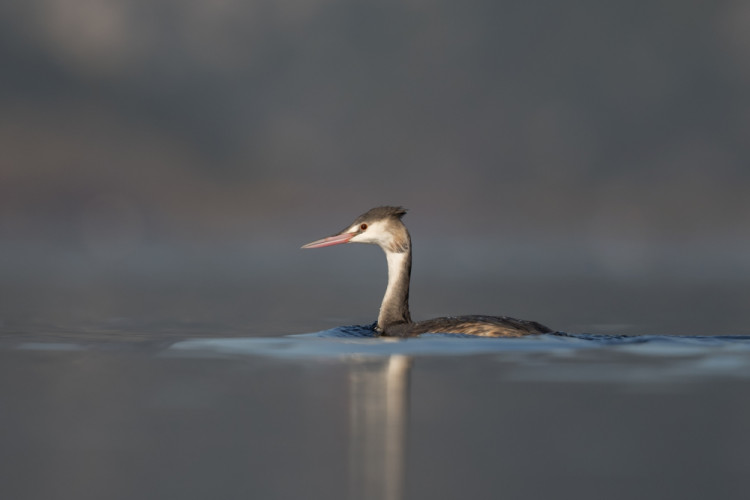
[2,0,750,336]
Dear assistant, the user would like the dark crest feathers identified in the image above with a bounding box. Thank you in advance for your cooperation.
[353,206,408,225]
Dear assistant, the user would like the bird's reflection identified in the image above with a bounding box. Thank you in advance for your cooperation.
[348,355,413,500]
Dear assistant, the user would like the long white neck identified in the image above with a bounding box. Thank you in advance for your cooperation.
[377,245,412,331]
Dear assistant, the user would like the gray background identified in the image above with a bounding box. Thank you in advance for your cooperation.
[2,0,749,335]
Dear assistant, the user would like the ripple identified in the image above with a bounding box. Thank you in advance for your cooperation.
[166,326,750,362]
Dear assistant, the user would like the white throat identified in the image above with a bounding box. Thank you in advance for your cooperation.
[378,249,411,329]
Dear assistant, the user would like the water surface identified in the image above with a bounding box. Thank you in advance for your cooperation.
[3,325,750,500]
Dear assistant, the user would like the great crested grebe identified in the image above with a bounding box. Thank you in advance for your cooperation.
[302,206,553,337]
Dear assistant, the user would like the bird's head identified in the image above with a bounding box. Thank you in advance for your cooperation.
[301,206,410,253]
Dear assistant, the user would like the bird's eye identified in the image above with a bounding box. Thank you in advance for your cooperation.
[360,223,368,231]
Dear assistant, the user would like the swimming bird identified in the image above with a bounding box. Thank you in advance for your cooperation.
[301,206,552,337]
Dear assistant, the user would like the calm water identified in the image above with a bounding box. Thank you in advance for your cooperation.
[2,246,750,499]
[3,325,750,500]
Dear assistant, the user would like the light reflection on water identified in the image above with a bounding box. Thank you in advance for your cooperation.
[348,356,411,500]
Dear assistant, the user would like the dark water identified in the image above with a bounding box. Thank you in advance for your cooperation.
[3,324,750,500]
[2,243,750,499]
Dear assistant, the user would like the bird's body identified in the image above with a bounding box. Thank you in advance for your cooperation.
[391,316,552,337]
[302,206,552,337]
